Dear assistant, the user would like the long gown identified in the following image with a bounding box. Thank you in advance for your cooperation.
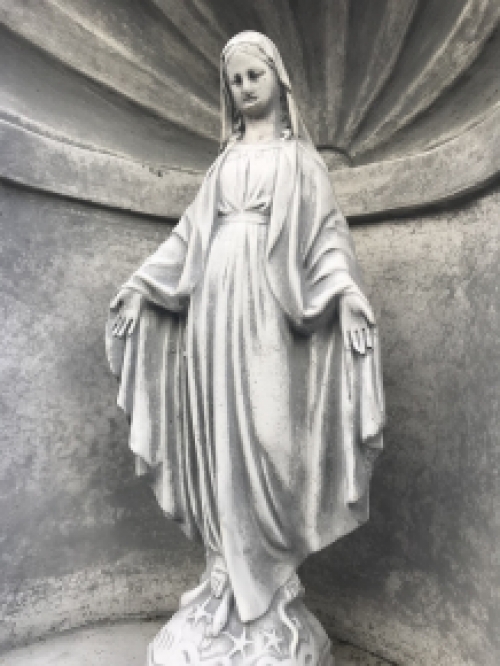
[106,138,384,623]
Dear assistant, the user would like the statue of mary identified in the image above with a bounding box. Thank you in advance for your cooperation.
[106,31,385,666]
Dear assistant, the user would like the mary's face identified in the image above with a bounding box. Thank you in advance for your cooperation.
[225,50,280,121]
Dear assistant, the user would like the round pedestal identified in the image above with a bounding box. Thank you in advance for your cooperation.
[148,583,333,666]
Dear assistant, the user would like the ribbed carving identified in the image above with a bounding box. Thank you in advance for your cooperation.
[1,0,500,216]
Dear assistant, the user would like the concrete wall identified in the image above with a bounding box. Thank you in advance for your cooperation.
[1,179,499,665]
[0,183,204,646]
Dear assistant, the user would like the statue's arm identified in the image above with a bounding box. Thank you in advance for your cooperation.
[109,151,220,337]
[109,219,191,338]
[301,148,377,353]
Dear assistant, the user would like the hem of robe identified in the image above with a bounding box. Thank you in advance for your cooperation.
[106,312,384,623]
[131,446,378,623]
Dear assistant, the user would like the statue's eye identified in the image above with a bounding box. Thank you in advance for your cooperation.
[248,70,263,81]
[232,74,242,86]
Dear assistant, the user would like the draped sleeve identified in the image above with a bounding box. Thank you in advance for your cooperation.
[104,156,223,532]
[265,140,368,331]
[105,153,223,397]
[265,140,384,525]
[123,216,192,312]
[120,155,224,312]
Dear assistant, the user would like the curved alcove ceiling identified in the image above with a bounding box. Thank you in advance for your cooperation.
[1,0,500,219]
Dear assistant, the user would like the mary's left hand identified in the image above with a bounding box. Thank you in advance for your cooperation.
[340,292,376,355]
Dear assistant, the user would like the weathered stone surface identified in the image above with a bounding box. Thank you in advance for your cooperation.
[147,583,334,666]
[1,179,500,665]
[337,0,418,149]
[0,621,389,666]
[0,119,203,219]
[333,103,500,217]
[0,0,220,139]
[0,182,203,647]
[349,0,500,156]
[0,25,217,172]
[304,189,500,666]
[2,1,500,219]
[3,102,500,220]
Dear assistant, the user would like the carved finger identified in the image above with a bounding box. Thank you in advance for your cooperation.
[344,346,354,401]
[115,316,129,338]
[112,315,124,336]
[350,329,360,354]
[117,317,130,337]
[116,319,128,338]
[356,329,364,353]
[127,316,138,336]
[342,320,351,351]
[356,327,366,354]
[363,301,376,326]
[358,327,366,354]
[365,327,374,350]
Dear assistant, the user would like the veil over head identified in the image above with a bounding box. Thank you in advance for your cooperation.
[220,31,313,148]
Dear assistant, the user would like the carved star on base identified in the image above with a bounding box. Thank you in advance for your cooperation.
[262,628,284,655]
[223,627,253,658]
[185,598,212,626]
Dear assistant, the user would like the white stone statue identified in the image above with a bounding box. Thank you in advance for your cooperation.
[106,31,384,666]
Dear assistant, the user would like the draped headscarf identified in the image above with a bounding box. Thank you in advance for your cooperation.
[220,31,313,148]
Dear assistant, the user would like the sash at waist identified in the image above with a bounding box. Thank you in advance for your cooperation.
[218,211,270,225]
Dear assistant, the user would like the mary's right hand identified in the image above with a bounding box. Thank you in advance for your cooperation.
[110,288,143,338]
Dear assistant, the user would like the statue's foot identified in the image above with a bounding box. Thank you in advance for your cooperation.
[179,577,211,608]
[209,562,229,598]
[204,585,233,640]
[181,551,228,608]
[204,563,233,639]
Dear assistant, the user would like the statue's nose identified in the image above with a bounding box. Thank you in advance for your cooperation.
[241,78,253,94]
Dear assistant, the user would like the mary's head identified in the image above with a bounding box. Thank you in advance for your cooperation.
[224,46,281,124]
[220,31,310,148]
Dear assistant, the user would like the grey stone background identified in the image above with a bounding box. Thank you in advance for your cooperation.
[2,2,500,665]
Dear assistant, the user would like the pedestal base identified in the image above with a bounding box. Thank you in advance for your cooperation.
[148,580,333,666]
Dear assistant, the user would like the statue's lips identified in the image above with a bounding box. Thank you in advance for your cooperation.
[241,96,258,106]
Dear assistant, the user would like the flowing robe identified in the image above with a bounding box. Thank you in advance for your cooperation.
[106,138,384,622]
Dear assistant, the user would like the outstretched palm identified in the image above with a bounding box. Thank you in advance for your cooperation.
[340,292,376,355]
[110,288,143,338]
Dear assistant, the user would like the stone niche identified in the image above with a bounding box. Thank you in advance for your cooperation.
[1,2,500,666]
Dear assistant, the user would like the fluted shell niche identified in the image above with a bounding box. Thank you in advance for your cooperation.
[1,0,500,218]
